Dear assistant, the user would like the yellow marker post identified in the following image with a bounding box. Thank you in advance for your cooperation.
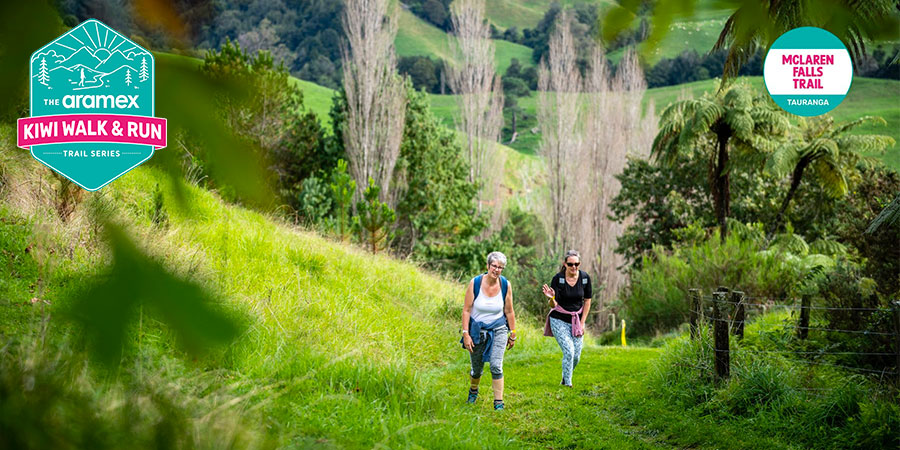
[621,319,627,347]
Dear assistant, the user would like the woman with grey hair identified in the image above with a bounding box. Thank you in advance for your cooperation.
[460,251,518,410]
[542,250,592,387]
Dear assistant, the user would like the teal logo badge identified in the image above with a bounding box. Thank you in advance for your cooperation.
[17,19,167,191]
[763,27,853,116]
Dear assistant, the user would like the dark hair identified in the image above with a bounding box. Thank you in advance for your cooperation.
[558,250,581,273]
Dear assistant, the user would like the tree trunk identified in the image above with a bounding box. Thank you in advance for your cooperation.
[509,108,517,143]
[768,157,810,240]
[714,132,730,242]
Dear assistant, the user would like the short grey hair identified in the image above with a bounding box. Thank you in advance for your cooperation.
[486,251,507,267]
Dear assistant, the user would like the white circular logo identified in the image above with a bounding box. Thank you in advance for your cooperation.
[763,27,853,116]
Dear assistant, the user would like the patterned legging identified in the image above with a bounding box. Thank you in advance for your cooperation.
[549,317,583,386]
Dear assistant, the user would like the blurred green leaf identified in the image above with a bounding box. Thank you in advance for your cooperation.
[68,221,239,364]
[0,1,61,120]
[153,53,272,208]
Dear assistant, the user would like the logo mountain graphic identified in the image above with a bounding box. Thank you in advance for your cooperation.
[31,21,151,93]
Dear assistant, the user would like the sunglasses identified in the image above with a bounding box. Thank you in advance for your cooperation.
[566,262,580,267]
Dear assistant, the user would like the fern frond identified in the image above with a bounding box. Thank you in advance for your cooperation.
[866,192,900,234]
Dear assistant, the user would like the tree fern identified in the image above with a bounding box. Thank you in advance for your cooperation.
[653,82,786,240]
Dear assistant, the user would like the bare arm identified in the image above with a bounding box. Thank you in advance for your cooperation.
[582,298,591,324]
[505,282,517,348]
[462,280,475,352]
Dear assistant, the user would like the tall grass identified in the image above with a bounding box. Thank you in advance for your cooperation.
[649,311,900,450]
[0,136,528,447]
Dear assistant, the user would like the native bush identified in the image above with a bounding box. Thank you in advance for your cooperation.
[622,230,796,335]
[813,261,896,373]
[200,39,328,209]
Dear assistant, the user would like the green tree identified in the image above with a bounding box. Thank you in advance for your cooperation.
[603,0,899,80]
[610,153,713,267]
[501,60,531,144]
[202,38,328,210]
[330,84,484,260]
[296,175,332,225]
[355,179,396,254]
[330,159,356,244]
[652,82,787,240]
[766,115,895,238]
[329,83,499,275]
[394,87,482,255]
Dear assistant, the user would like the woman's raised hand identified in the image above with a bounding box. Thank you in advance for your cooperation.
[542,284,557,308]
[541,284,554,299]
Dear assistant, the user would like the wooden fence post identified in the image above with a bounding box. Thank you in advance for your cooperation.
[689,288,701,339]
[608,313,617,331]
[731,290,745,340]
[713,287,730,380]
[798,294,811,340]
[892,300,900,383]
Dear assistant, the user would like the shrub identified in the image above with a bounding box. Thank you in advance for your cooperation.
[839,399,900,449]
[623,231,796,335]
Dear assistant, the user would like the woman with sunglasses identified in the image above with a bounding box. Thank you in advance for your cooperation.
[461,251,518,410]
[541,250,592,387]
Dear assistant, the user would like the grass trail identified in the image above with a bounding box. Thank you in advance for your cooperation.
[438,342,796,449]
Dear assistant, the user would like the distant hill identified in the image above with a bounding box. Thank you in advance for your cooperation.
[395,8,534,75]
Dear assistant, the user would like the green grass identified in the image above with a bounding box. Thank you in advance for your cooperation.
[2,121,887,448]
[485,0,600,31]
[395,8,534,75]
[291,78,338,128]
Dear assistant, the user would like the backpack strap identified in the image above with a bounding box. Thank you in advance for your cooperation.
[473,274,508,301]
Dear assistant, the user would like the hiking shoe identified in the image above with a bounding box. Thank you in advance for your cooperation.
[466,389,478,404]
[493,401,504,411]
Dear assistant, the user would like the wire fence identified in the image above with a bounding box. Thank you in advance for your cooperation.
[685,288,900,382]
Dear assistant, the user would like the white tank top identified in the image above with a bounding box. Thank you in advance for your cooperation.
[471,281,504,323]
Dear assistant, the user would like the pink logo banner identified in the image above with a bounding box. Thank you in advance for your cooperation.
[18,114,167,150]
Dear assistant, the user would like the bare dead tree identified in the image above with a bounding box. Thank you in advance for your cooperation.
[341,0,406,203]
[537,11,586,252]
[446,0,504,213]
[594,50,654,322]
[539,13,657,327]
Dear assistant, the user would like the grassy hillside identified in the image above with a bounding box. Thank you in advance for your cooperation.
[2,127,843,448]
[423,77,900,169]
[0,141,518,447]
[395,8,534,75]
[484,0,599,30]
